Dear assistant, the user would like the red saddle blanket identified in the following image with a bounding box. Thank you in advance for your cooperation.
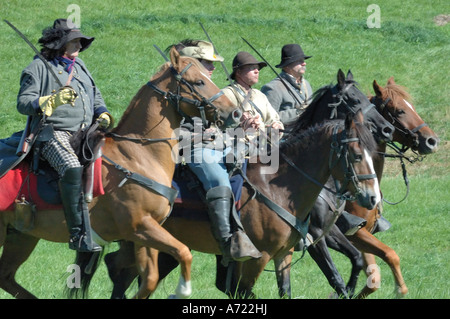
[0,157,104,211]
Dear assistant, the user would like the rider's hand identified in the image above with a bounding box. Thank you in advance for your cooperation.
[240,112,263,131]
[97,112,113,129]
[39,87,77,117]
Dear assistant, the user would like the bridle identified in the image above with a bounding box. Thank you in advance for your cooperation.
[146,62,225,127]
[371,95,428,149]
[278,122,376,203]
[328,124,377,201]
[328,82,376,120]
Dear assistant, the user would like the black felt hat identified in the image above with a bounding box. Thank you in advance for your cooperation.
[275,44,311,68]
[39,19,94,52]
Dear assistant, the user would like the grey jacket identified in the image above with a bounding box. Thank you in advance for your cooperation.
[17,56,109,134]
[261,71,312,125]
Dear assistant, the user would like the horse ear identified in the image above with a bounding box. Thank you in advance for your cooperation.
[346,69,354,82]
[170,46,181,68]
[373,80,383,97]
[387,76,395,85]
[337,69,345,88]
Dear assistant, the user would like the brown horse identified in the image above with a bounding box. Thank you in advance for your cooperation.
[0,47,238,299]
[275,77,440,299]
[350,77,439,298]
[103,108,381,298]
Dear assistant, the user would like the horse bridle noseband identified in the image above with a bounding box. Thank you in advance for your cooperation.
[329,125,377,201]
[146,63,225,127]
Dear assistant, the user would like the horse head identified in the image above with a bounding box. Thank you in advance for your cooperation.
[372,77,439,154]
[168,47,241,129]
[330,109,380,210]
[334,69,394,143]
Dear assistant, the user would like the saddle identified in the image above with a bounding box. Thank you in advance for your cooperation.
[0,123,106,231]
[171,163,246,221]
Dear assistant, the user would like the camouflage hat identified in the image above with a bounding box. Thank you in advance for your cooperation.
[179,40,224,62]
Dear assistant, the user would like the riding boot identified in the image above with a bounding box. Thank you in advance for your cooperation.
[206,186,261,266]
[59,167,102,252]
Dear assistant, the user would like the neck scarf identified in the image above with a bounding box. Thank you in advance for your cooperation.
[57,56,76,74]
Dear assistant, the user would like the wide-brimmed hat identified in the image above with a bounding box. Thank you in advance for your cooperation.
[230,51,267,79]
[275,44,311,68]
[179,40,224,62]
[39,19,94,52]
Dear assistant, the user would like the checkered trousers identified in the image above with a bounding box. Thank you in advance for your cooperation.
[40,130,81,177]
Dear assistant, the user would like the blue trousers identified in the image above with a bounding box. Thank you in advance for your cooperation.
[187,147,231,192]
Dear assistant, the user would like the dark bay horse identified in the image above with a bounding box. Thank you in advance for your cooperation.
[103,69,396,299]
[0,47,239,299]
[276,77,439,299]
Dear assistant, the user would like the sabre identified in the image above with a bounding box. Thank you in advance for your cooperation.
[4,19,64,88]
[153,44,169,62]
[241,37,303,107]
[199,22,233,86]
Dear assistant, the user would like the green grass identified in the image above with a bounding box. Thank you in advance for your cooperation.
[0,0,449,299]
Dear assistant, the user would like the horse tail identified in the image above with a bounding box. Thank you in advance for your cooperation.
[65,250,103,299]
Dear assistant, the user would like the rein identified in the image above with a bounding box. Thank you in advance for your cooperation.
[241,122,375,242]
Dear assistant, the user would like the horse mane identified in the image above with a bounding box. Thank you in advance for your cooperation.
[281,115,378,158]
[288,84,334,132]
[383,82,412,105]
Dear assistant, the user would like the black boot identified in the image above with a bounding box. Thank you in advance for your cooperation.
[206,186,261,266]
[59,167,101,252]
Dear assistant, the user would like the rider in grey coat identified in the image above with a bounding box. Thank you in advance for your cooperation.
[261,44,313,125]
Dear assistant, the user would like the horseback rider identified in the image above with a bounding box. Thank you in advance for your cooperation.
[261,44,313,125]
[169,41,263,266]
[16,19,113,252]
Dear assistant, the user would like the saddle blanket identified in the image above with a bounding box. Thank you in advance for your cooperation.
[0,157,104,211]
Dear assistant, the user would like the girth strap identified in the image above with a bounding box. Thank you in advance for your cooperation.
[240,172,309,239]
[102,154,178,220]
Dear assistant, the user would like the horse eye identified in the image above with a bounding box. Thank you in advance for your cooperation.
[354,153,363,162]
[195,80,205,86]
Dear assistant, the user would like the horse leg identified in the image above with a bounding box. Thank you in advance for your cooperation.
[105,241,138,299]
[308,236,349,298]
[127,215,192,298]
[132,245,159,299]
[0,231,40,299]
[274,249,293,298]
[235,253,271,298]
[324,225,364,298]
[350,228,408,298]
[353,253,381,298]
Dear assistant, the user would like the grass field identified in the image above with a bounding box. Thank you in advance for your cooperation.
[0,0,449,299]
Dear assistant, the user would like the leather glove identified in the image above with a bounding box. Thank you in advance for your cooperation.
[97,112,113,129]
[39,87,77,117]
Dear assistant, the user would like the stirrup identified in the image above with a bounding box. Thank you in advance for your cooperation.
[230,229,262,262]
[69,233,102,253]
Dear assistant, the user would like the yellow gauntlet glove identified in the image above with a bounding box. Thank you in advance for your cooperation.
[97,112,113,129]
[39,87,77,117]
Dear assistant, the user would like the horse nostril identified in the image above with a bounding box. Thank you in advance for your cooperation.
[382,126,394,139]
[426,137,438,148]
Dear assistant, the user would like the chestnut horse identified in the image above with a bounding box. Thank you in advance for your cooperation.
[276,77,439,299]
[0,47,238,299]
